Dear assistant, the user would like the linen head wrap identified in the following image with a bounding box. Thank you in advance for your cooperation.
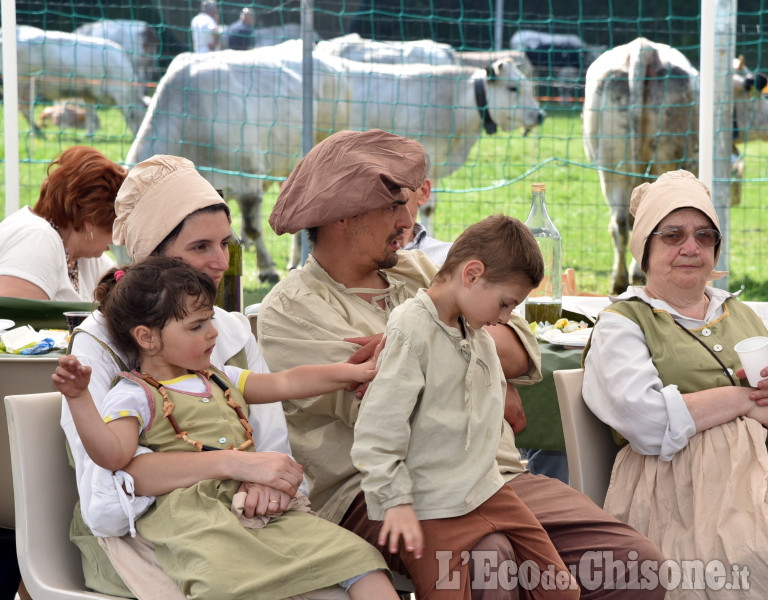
[629,169,725,279]
[113,155,227,262]
[269,129,426,235]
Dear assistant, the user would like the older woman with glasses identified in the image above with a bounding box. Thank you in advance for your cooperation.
[582,169,768,597]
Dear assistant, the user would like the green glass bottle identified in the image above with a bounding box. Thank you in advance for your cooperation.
[215,227,243,313]
[214,190,243,313]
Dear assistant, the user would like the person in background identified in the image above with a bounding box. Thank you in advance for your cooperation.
[403,153,570,484]
[259,128,665,599]
[352,214,578,598]
[191,0,219,53]
[226,7,256,50]
[62,155,320,598]
[0,145,125,301]
[401,154,451,265]
[583,169,768,598]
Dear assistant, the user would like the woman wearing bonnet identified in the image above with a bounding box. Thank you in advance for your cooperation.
[582,170,768,597]
[62,156,362,599]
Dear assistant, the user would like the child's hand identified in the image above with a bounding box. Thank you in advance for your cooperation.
[52,354,92,399]
[348,335,386,397]
[379,504,423,559]
[343,360,378,392]
[344,339,385,392]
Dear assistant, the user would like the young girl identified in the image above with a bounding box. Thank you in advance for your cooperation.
[53,256,399,600]
[351,215,580,599]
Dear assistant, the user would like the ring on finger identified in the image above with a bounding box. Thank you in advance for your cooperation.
[269,499,279,503]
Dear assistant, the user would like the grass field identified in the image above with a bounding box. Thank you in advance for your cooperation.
[2,101,768,303]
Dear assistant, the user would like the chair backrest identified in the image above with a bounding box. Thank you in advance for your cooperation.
[0,356,60,529]
[5,392,121,599]
[553,368,619,507]
[247,312,258,340]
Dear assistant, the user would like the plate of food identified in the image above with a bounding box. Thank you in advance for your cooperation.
[540,327,593,348]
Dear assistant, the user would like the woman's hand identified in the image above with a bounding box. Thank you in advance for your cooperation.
[227,451,303,498]
[379,504,423,559]
[52,354,92,399]
[735,367,768,405]
[237,481,292,517]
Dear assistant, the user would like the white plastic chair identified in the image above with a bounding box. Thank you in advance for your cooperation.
[5,391,121,599]
[552,369,619,507]
[0,356,60,530]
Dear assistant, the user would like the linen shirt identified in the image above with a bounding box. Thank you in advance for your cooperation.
[258,249,541,523]
[0,206,113,301]
[582,285,740,460]
[352,289,507,520]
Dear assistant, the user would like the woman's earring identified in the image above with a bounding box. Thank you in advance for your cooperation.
[86,230,94,242]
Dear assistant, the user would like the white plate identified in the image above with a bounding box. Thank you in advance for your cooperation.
[541,327,593,348]
[0,319,15,333]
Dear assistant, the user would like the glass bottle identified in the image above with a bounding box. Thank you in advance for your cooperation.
[214,189,243,313]
[215,227,243,313]
[524,183,562,325]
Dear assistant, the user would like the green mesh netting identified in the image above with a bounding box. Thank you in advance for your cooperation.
[2,0,767,297]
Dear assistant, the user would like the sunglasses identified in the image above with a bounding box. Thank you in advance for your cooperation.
[651,227,721,248]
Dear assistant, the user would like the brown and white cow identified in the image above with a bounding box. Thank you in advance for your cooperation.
[583,37,768,294]
[37,99,100,130]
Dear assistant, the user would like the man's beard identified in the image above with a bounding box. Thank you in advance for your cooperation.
[373,229,404,270]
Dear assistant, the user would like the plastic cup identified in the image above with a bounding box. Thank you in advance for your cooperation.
[63,311,91,334]
[734,336,768,387]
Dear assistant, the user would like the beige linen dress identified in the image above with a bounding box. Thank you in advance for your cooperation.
[588,298,768,599]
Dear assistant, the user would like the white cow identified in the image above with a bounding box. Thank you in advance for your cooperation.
[316,33,457,66]
[125,42,351,282]
[339,57,544,235]
[583,37,768,293]
[75,20,160,88]
[2,26,147,135]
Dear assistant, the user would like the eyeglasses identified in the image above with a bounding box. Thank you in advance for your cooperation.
[651,227,721,248]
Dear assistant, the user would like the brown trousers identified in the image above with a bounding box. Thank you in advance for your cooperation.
[340,473,666,600]
[400,484,578,599]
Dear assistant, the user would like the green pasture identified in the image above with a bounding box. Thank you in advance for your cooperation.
[2,102,768,303]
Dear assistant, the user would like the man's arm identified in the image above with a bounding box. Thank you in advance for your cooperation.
[485,311,542,381]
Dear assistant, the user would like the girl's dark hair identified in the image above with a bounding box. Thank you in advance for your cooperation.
[151,204,231,256]
[94,256,217,368]
[434,214,544,286]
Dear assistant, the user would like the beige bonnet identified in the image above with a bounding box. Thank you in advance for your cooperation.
[269,129,426,235]
[629,170,724,276]
[113,155,227,262]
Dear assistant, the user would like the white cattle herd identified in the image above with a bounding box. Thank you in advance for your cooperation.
[2,23,767,288]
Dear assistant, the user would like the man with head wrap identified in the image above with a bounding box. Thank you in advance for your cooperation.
[258,129,666,599]
[62,156,309,598]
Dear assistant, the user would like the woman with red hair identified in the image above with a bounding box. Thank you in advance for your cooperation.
[0,145,126,301]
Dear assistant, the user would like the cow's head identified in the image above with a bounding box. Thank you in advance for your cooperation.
[732,56,768,143]
[484,58,545,134]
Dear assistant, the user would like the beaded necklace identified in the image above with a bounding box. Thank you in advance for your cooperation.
[48,219,80,292]
[65,250,80,293]
[140,369,254,452]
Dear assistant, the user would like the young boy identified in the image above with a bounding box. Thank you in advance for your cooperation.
[351,214,579,599]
